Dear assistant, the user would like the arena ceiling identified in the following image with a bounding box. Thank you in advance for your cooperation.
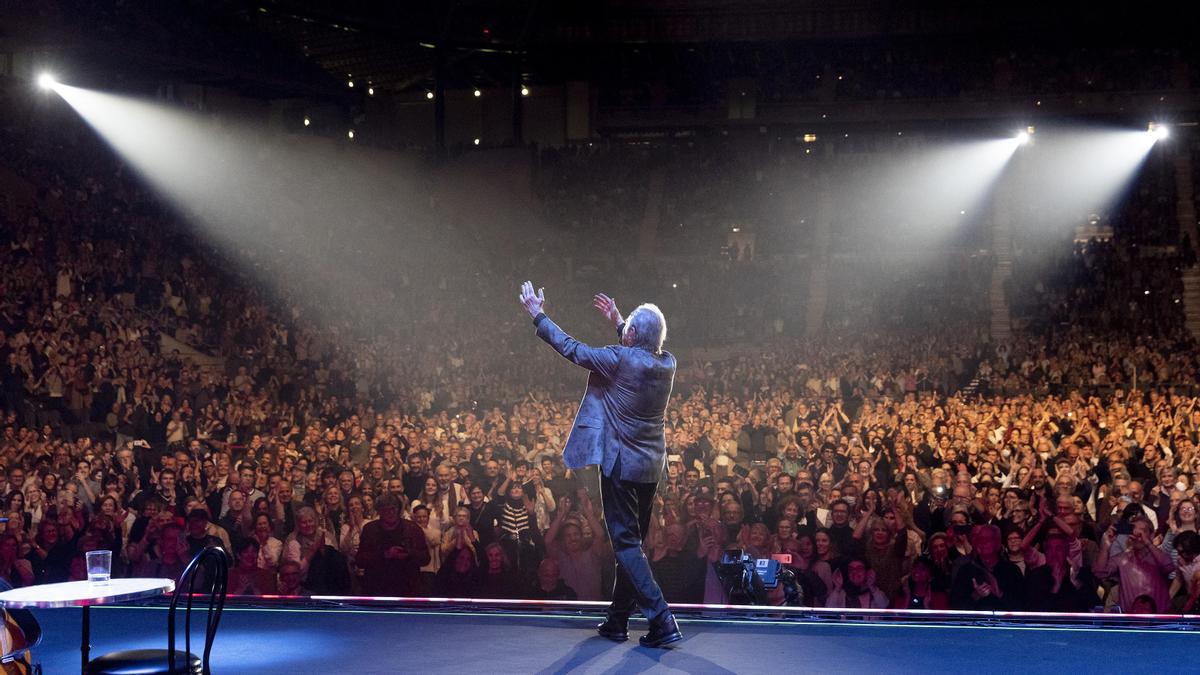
[3,1,1196,100]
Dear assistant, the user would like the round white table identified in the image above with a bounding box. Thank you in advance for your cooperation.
[0,578,175,672]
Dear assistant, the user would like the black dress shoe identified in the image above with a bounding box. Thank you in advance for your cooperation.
[597,618,629,642]
[639,616,683,648]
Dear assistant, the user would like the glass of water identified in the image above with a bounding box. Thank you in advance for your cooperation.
[86,550,112,584]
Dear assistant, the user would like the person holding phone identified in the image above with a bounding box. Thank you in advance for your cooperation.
[1094,517,1174,612]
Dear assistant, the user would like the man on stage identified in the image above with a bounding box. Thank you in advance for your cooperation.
[519,281,682,648]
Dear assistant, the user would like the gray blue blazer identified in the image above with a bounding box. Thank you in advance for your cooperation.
[533,313,675,484]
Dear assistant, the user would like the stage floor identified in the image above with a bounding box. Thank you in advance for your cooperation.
[27,602,1200,673]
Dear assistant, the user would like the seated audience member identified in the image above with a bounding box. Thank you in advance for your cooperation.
[891,557,949,610]
[0,535,33,588]
[276,560,306,596]
[228,539,277,595]
[825,556,889,609]
[478,542,520,599]
[529,558,578,600]
[437,544,481,597]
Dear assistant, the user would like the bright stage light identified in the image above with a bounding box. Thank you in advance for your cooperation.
[520,86,529,97]
[473,138,480,146]
[347,130,355,140]
[1149,123,1169,140]
[1019,127,1158,227]
[1016,131,1030,145]
[303,117,311,127]
[367,87,375,96]
[426,91,434,100]
[37,73,57,90]
[473,89,482,98]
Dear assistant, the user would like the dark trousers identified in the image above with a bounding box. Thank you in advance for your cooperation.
[600,468,670,625]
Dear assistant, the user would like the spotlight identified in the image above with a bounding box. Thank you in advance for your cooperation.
[303,117,311,127]
[1016,131,1031,145]
[348,80,354,88]
[473,138,480,146]
[426,91,434,100]
[37,73,57,90]
[520,86,530,97]
[473,89,482,97]
[347,130,355,140]
[368,87,375,96]
[1149,123,1169,140]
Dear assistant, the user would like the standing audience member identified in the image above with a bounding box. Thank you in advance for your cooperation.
[356,494,430,596]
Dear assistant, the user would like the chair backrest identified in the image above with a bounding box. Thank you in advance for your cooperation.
[0,578,40,663]
[168,546,229,674]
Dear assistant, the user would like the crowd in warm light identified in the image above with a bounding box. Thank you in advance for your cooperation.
[1,80,1198,613]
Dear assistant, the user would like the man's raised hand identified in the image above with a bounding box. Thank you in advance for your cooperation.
[593,293,623,325]
[520,281,545,318]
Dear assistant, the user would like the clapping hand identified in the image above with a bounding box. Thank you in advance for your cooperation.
[519,281,545,318]
[592,293,623,325]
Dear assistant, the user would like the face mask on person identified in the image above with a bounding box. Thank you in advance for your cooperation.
[1178,481,1188,493]
[844,496,857,506]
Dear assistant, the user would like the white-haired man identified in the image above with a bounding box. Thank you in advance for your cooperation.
[519,282,681,648]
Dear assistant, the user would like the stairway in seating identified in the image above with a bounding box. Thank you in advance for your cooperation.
[636,169,665,259]
[989,256,1012,343]
[1183,267,1200,338]
[1176,150,1200,340]
[989,188,1013,344]
[805,262,828,337]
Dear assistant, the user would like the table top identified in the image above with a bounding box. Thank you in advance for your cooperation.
[0,578,175,609]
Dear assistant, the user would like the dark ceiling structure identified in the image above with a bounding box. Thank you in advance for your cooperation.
[5,0,1196,101]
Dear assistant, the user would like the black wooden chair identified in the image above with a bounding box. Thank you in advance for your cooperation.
[86,546,229,674]
[0,579,43,674]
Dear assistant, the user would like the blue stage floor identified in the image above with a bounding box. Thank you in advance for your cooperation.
[26,603,1200,673]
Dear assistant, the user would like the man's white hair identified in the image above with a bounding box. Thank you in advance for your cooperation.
[624,303,667,353]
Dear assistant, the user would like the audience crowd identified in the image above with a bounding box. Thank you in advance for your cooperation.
[2,82,1199,614]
